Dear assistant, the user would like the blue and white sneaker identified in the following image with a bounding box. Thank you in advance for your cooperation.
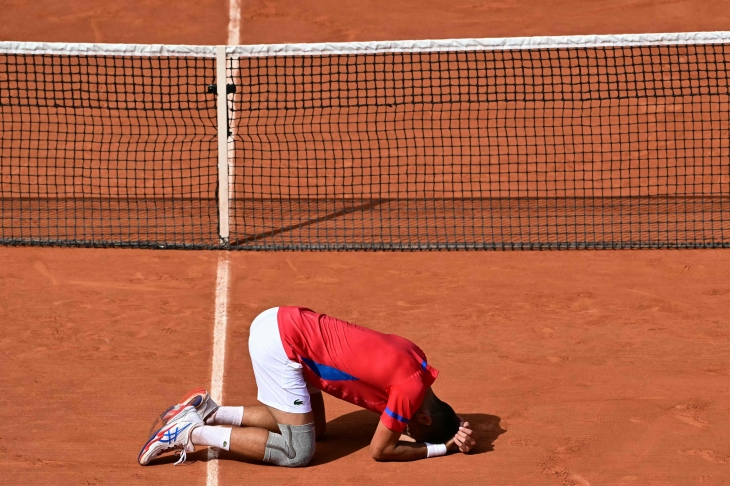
[148,388,219,437]
[169,388,219,422]
[138,405,202,466]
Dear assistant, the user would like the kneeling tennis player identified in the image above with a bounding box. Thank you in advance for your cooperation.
[139,306,477,466]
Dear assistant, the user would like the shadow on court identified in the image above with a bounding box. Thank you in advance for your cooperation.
[148,410,505,466]
[311,410,506,462]
[310,409,379,465]
[459,413,506,454]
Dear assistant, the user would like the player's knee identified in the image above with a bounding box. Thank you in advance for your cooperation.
[263,423,315,467]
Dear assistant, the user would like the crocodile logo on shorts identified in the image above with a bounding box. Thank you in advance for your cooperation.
[293,399,304,406]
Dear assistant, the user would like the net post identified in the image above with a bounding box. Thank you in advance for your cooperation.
[216,45,230,246]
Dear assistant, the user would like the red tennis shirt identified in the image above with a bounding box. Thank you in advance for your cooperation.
[277,306,439,433]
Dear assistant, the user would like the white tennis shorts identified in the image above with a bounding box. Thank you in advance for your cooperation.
[248,307,315,414]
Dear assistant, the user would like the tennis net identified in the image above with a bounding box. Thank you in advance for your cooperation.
[2,33,730,250]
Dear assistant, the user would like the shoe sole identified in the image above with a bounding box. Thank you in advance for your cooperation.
[138,405,192,465]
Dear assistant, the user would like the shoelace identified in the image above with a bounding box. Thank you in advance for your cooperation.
[174,449,187,466]
[157,423,192,466]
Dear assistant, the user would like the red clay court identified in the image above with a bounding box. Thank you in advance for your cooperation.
[2,1,730,485]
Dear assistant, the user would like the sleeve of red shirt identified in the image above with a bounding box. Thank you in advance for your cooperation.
[380,367,438,433]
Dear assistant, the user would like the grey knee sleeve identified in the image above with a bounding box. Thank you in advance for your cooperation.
[263,423,315,467]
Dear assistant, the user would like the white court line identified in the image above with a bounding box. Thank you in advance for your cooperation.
[208,3,240,484]
[227,0,241,46]
[210,252,230,407]
[207,251,230,485]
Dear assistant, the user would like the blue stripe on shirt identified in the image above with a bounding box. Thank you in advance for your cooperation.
[384,406,410,423]
[300,357,359,381]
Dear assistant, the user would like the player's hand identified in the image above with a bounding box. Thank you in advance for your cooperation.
[446,421,477,453]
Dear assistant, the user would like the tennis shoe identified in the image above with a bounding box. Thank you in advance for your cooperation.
[148,387,219,436]
[138,405,202,466]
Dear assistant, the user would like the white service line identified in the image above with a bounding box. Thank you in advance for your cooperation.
[207,252,231,485]
[227,0,241,46]
[210,252,230,408]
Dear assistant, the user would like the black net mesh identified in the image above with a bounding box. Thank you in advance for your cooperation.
[0,52,219,248]
[2,42,729,250]
[228,43,730,249]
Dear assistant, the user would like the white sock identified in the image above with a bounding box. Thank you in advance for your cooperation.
[206,406,244,426]
[191,426,232,451]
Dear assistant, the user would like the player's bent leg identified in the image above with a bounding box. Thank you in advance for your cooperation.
[222,426,271,460]
[186,421,314,466]
[260,407,316,467]
[246,308,315,466]
[240,405,280,433]
[263,422,316,467]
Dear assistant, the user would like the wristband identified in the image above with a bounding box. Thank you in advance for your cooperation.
[425,442,447,458]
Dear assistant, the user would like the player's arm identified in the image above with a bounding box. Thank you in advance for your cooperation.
[370,418,477,461]
[369,420,428,461]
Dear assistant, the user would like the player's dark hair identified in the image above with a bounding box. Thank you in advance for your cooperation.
[420,395,460,444]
